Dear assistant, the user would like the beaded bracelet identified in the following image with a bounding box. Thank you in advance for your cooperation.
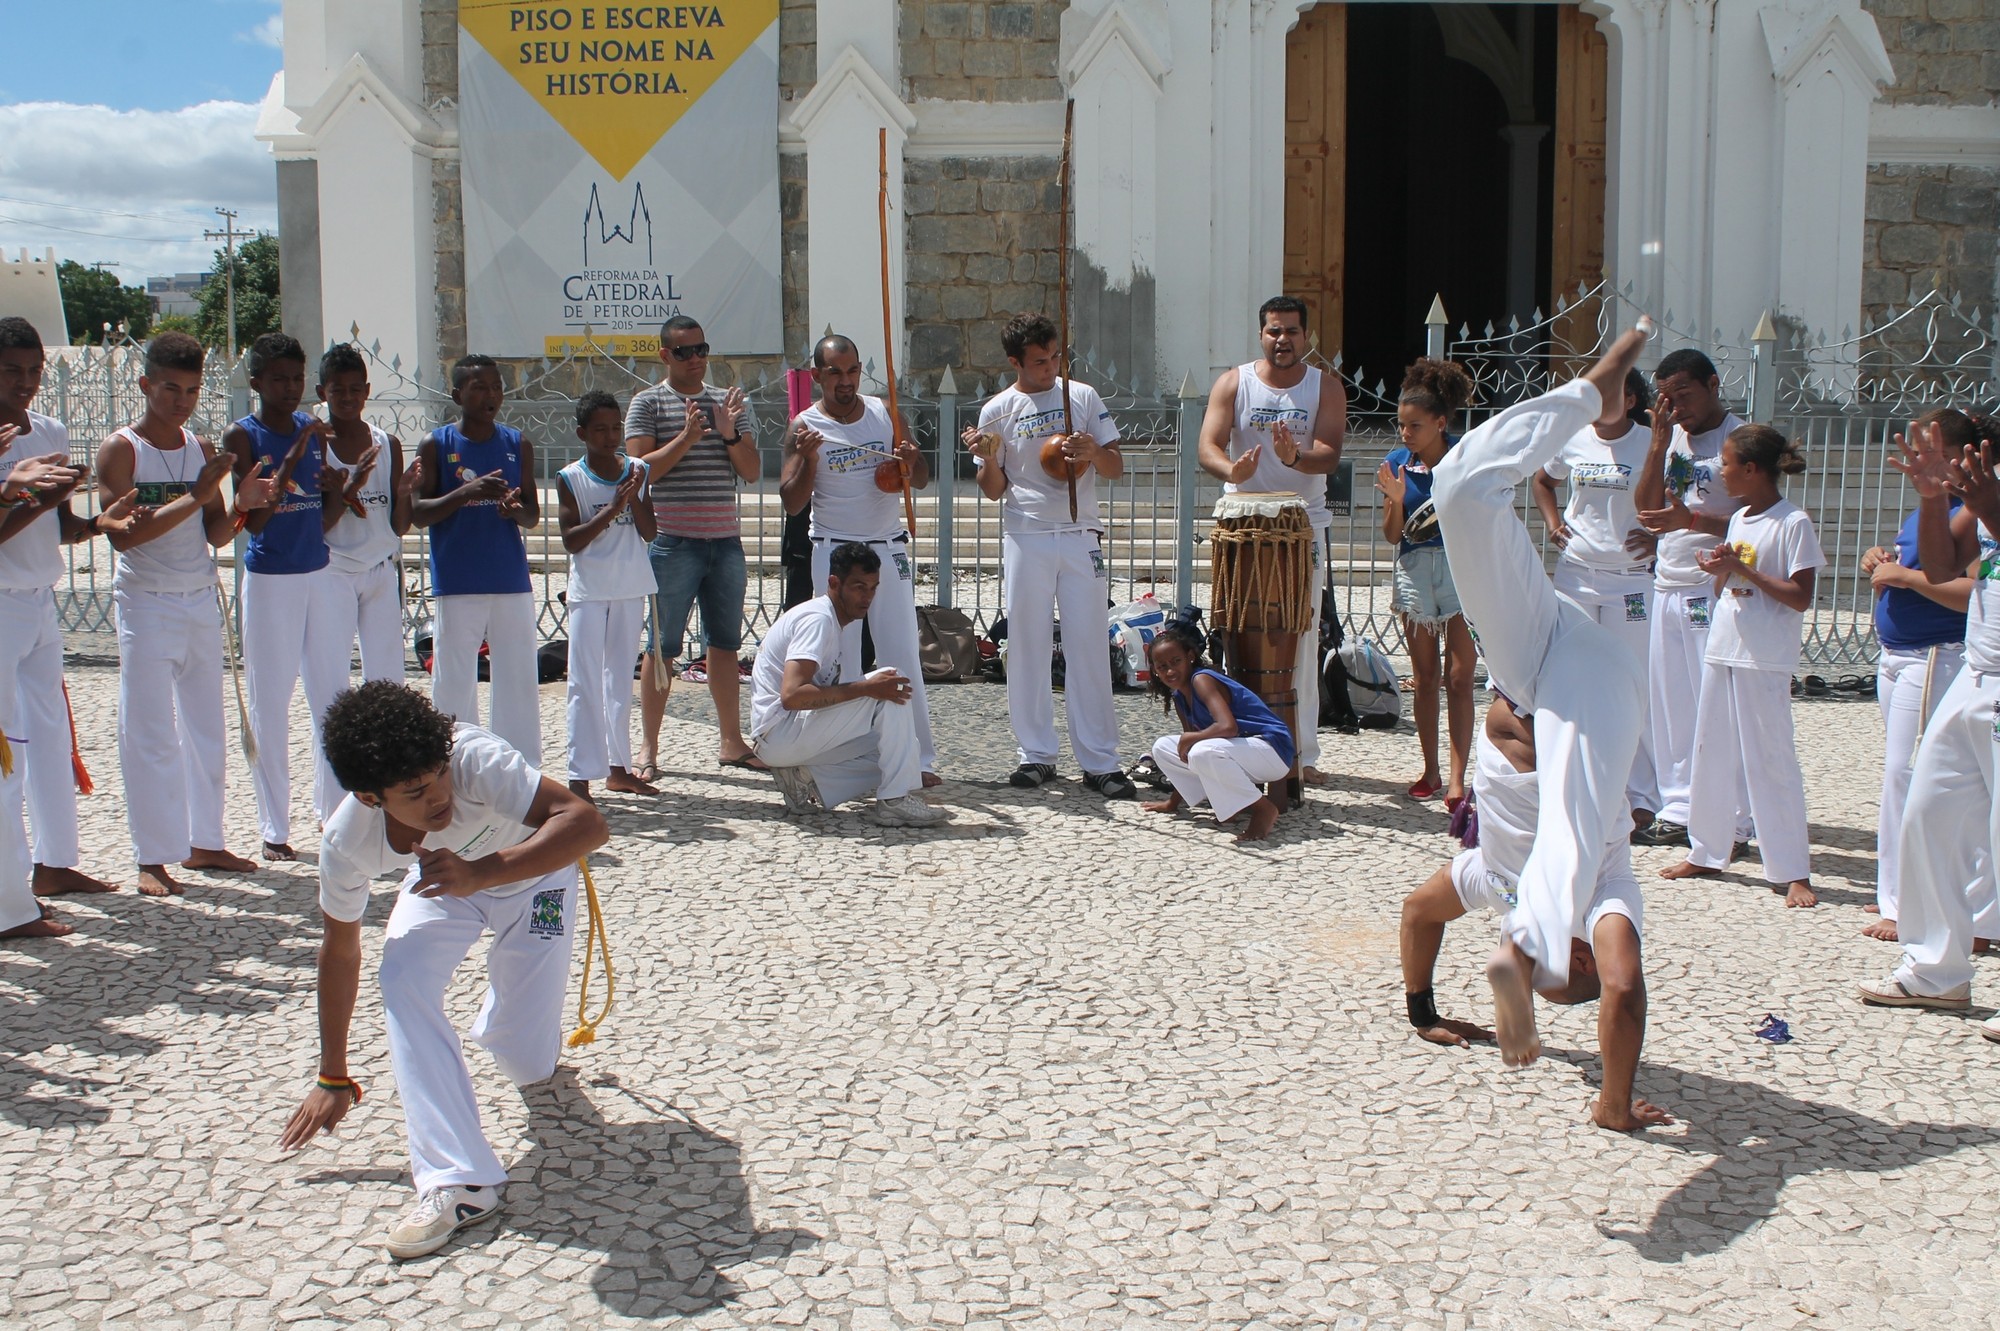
[316,1075,363,1103]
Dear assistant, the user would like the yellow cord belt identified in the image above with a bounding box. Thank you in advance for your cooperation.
[567,857,615,1046]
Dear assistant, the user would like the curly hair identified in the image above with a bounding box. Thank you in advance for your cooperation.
[450,353,499,391]
[1918,407,2000,451]
[1001,312,1058,362]
[0,316,43,354]
[246,331,305,379]
[143,331,204,377]
[576,388,622,429]
[1726,423,1807,477]
[1148,620,1209,714]
[318,342,367,384]
[321,681,457,795]
[1398,358,1474,419]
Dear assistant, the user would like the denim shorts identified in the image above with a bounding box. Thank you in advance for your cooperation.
[647,534,746,657]
[1392,542,1462,628]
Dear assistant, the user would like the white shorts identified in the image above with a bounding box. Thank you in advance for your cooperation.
[1451,846,1644,940]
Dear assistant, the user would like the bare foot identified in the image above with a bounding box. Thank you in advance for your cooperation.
[921,771,943,789]
[568,779,597,804]
[0,906,74,940]
[1581,322,1653,426]
[1659,860,1721,881]
[1235,796,1281,842]
[262,841,297,862]
[1781,879,1818,908]
[1591,1096,1674,1131]
[137,864,185,897]
[604,768,658,795]
[184,848,256,873]
[1863,903,1879,914]
[1140,798,1179,815]
[1862,917,1900,942]
[1484,941,1541,1068]
[1300,766,1328,787]
[33,865,116,896]
[1415,1018,1493,1048]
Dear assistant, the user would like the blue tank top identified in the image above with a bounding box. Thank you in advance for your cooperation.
[238,411,328,575]
[1172,668,1297,767]
[1876,503,1969,652]
[1386,443,1450,555]
[428,422,531,596]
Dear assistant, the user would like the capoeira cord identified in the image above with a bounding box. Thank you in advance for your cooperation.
[566,856,615,1047]
[217,580,259,764]
[61,678,92,794]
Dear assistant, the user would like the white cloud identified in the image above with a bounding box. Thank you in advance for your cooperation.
[241,14,283,49]
[0,100,276,280]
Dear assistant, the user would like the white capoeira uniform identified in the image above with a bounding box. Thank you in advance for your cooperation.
[1224,362,1329,770]
[1430,380,1643,989]
[748,596,922,806]
[1649,413,1746,829]
[2,412,88,881]
[1684,500,1825,882]
[1452,729,1644,941]
[1544,420,1659,813]
[316,426,407,821]
[1894,520,2000,998]
[979,380,1122,775]
[319,723,573,1196]
[558,457,652,782]
[112,427,229,866]
[800,395,936,772]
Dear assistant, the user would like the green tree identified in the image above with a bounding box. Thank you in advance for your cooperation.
[56,261,152,344]
[197,233,281,352]
[151,313,200,337]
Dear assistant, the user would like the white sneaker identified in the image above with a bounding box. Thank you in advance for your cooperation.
[873,794,947,827]
[769,764,824,813]
[384,1184,503,1260]
[1855,975,1971,1010]
[1981,1014,2000,1044]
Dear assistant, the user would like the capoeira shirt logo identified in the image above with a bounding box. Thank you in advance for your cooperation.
[132,481,193,506]
[528,887,565,939]
[1089,548,1106,578]
[1573,462,1632,491]
[1726,541,1758,595]
[1623,593,1648,622]
[1665,452,1713,502]
[1244,404,1309,440]
[823,436,890,476]
[1686,596,1711,628]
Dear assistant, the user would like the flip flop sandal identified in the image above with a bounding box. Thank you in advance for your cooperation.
[718,755,769,772]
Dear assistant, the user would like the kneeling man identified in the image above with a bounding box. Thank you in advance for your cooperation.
[750,541,946,827]
[278,681,608,1260]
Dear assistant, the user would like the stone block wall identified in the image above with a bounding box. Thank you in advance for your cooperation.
[902,156,1063,387]
[422,0,464,372]
[1863,163,1998,316]
[900,1,1065,103]
[1861,0,2000,106]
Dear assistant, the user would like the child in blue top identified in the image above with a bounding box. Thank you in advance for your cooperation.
[223,331,345,861]
[1140,622,1294,841]
[413,354,542,765]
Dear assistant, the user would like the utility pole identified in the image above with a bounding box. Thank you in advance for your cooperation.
[203,206,252,361]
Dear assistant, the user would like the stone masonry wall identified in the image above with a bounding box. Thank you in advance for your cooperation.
[1860,0,2000,106]
[903,156,1062,387]
[899,2,1065,103]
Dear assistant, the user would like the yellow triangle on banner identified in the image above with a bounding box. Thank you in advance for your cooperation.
[461,2,777,180]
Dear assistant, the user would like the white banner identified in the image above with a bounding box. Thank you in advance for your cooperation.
[459,2,782,358]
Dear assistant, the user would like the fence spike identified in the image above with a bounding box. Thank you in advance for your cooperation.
[1663,308,1675,327]
[1578,278,1592,298]
[1482,321,1495,338]
[1555,292,1569,315]
[1531,307,1543,325]
[390,353,403,374]
[1622,280,1635,297]
[1457,323,1470,339]
[1373,378,1388,397]
[1950,290,1964,310]
[1331,351,1344,370]
[1106,357,1120,384]
[370,338,383,357]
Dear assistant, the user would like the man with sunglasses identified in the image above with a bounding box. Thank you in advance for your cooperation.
[625,316,762,775]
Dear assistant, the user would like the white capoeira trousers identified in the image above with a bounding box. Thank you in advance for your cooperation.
[1876,643,1965,919]
[1684,662,1811,883]
[1296,525,1329,771]
[1650,584,1715,827]
[564,596,644,782]
[378,863,577,1195]
[1001,529,1120,774]
[7,587,80,869]
[811,537,935,771]
[1431,379,1643,990]
[432,592,542,768]
[752,694,923,807]
[314,560,407,822]
[1552,561,1659,814]
[0,590,46,930]
[114,585,228,866]
[1150,733,1290,821]
[242,569,347,846]
[1894,666,2000,996]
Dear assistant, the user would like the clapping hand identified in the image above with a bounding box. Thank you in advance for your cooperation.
[1228,445,1261,485]
[1945,439,2000,526]
[396,455,425,501]
[1375,459,1405,509]
[94,489,141,537]
[1272,421,1302,467]
[1889,419,1954,500]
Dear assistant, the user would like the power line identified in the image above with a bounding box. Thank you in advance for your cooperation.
[0,212,184,243]
[0,194,195,225]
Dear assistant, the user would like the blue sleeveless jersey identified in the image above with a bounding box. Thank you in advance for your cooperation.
[1172,668,1297,767]
[428,422,531,596]
[238,411,328,575]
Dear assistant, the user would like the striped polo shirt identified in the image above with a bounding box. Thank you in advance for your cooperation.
[622,382,742,540]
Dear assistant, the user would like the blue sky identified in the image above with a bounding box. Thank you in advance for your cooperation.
[0,0,283,282]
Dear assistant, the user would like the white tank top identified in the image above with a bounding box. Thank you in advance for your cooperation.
[0,411,68,591]
[803,396,903,541]
[114,427,217,595]
[1967,520,2000,675]
[1228,362,1328,524]
[324,425,401,575]
[560,457,656,602]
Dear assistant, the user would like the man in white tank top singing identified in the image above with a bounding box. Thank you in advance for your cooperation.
[1197,296,1348,786]
[779,335,940,785]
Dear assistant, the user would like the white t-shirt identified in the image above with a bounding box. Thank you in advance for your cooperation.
[977,381,1121,533]
[801,396,902,541]
[1545,421,1651,574]
[560,456,654,602]
[1705,499,1825,674]
[749,595,861,739]
[0,410,67,590]
[1654,412,1746,589]
[317,723,543,923]
[1964,521,1999,674]
[1227,362,1328,525]
[323,425,401,575]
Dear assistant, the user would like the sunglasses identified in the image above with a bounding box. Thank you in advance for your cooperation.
[669,342,711,360]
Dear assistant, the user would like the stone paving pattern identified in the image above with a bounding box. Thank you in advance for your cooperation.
[6,667,2000,1329]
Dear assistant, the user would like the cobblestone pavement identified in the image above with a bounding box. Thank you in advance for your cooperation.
[6,665,1999,1330]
